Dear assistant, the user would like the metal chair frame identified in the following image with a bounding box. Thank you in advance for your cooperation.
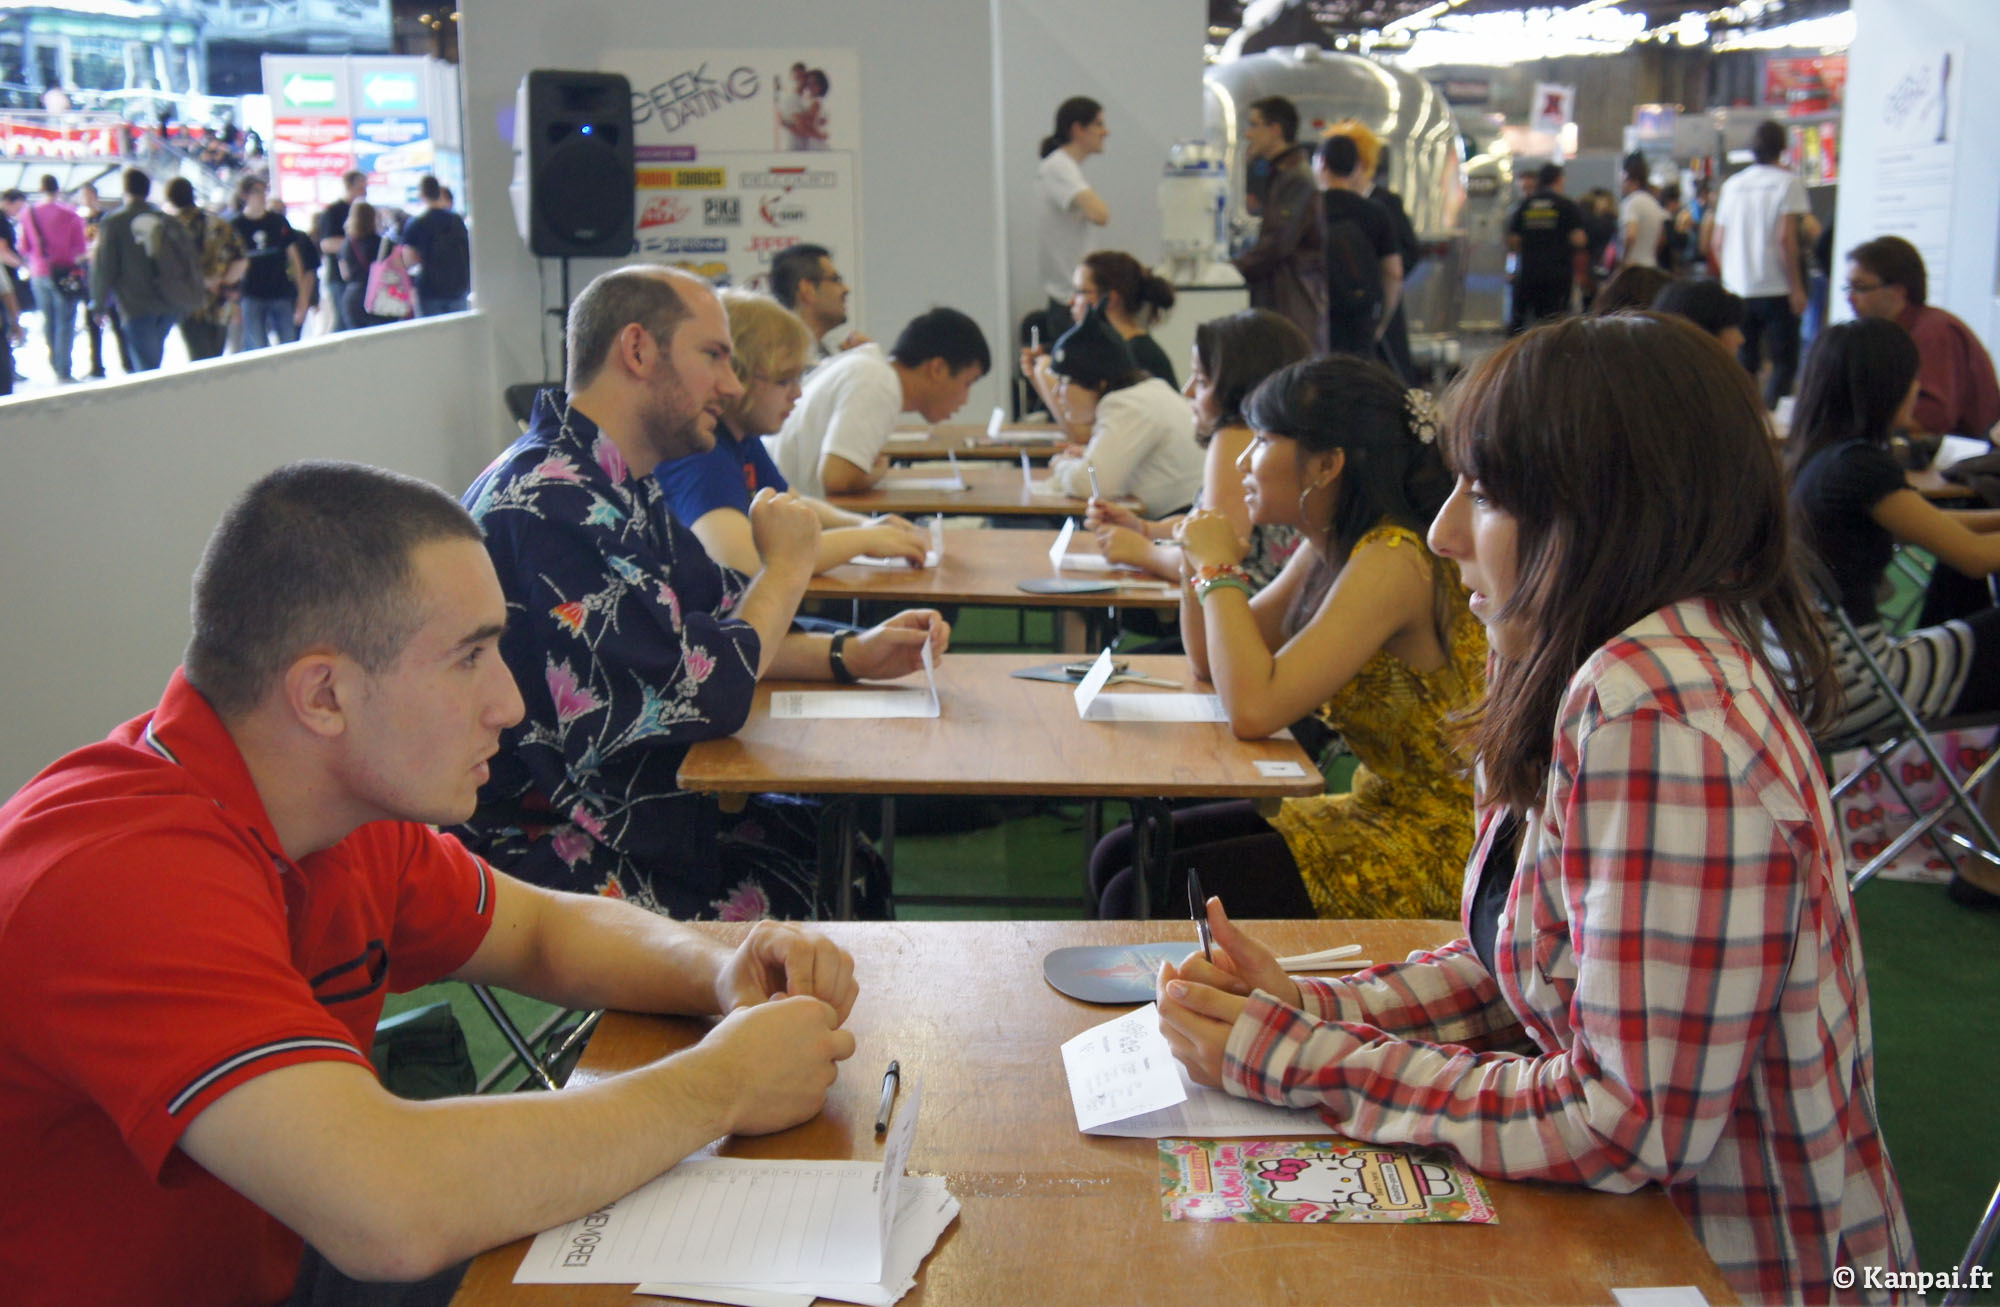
[467,983,602,1093]
[1817,599,2000,891]
[1938,1178,1999,1306]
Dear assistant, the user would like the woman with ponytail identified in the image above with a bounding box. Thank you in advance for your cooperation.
[1090,354,1484,920]
[1034,96,1108,343]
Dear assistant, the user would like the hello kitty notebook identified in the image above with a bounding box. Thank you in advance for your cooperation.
[1159,1138,1495,1225]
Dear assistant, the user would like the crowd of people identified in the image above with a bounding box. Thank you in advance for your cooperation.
[0,165,471,392]
[7,83,2000,1307]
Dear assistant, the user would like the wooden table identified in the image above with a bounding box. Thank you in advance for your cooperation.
[808,526,1178,612]
[883,424,1066,463]
[830,461,1103,518]
[678,654,1319,917]
[450,919,1739,1307]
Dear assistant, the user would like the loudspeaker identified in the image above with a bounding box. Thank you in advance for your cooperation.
[509,70,634,258]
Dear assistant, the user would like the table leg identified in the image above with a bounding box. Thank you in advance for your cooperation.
[879,795,897,917]
[814,797,861,921]
[1127,798,1175,920]
[1082,800,1105,919]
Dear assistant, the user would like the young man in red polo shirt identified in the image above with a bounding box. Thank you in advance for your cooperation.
[0,462,860,1307]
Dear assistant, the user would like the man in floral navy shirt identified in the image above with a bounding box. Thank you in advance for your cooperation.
[458,266,947,919]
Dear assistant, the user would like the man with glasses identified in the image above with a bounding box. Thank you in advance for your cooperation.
[768,242,868,366]
[1845,235,1999,442]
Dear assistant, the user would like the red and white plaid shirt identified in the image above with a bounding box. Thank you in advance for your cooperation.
[1223,599,1915,1304]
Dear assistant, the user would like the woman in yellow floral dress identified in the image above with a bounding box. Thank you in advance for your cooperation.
[1090,355,1485,918]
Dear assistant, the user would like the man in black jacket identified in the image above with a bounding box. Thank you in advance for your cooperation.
[1232,96,1325,350]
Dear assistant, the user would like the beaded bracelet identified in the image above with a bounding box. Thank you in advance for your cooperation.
[1192,563,1254,603]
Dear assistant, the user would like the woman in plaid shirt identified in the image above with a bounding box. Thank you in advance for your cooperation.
[1158,313,1917,1303]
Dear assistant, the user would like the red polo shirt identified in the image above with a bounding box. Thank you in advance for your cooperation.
[1901,301,2000,439]
[0,670,496,1306]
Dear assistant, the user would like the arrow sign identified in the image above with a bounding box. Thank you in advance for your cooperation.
[282,73,336,107]
[362,73,417,108]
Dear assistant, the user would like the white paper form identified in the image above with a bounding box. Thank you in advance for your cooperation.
[1045,517,1137,574]
[1072,649,1227,723]
[521,1084,928,1288]
[1084,1060,1338,1139]
[882,453,966,494]
[770,640,939,719]
[640,1174,960,1307]
[1058,1003,1187,1132]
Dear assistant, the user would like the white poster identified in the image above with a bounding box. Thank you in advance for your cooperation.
[1869,46,1961,290]
[1530,83,1575,137]
[603,48,863,298]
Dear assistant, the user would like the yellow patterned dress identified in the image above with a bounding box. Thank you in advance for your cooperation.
[1265,524,1487,919]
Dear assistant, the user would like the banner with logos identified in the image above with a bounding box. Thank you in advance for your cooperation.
[603,48,862,299]
[263,53,451,211]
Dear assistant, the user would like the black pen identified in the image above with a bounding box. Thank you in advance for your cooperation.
[874,1059,900,1134]
[1188,869,1213,963]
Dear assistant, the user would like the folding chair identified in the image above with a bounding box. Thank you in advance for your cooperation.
[1939,1176,1999,1306]
[466,984,601,1093]
[1817,599,2000,891]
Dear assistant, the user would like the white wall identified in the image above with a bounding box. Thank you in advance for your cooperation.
[995,0,1207,337]
[0,315,498,791]
[1834,0,2000,352]
[459,0,1009,414]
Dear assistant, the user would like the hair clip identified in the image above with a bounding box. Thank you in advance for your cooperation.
[1404,388,1440,445]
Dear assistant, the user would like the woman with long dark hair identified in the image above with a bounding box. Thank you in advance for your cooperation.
[1786,315,2000,905]
[1086,308,1309,583]
[1156,314,1912,1304]
[1090,353,1484,919]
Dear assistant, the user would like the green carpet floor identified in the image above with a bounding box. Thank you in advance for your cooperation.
[385,600,2000,1292]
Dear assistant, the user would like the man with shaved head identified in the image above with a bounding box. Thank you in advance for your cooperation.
[459,266,947,919]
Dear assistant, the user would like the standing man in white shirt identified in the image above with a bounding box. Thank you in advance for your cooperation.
[767,306,990,496]
[1616,154,1667,271]
[1710,121,1810,409]
[1035,96,1110,346]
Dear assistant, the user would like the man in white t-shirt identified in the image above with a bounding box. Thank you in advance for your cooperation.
[1711,121,1810,409]
[1616,154,1667,271]
[1035,98,1110,331]
[767,306,990,496]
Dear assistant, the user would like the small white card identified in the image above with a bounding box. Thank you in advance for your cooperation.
[1611,1289,1712,1307]
[882,477,966,493]
[1019,449,1033,488]
[1254,760,1308,778]
[770,640,939,719]
[1084,1060,1339,1139]
[1072,649,1226,722]
[1059,1004,1186,1132]
[986,406,1004,439]
[1048,517,1077,569]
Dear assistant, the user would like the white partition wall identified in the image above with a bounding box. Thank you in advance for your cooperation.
[0,316,499,792]
[1835,0,2000,354]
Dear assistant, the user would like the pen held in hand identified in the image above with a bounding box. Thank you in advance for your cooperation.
[874,1059,901,1134]
[1187,869,1213,964]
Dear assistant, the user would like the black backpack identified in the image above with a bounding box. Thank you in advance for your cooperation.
[1323,210,1381,325]
[418,212,470,297]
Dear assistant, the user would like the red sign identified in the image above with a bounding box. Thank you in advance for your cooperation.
[0,118,120,159]
[637,195,690,229]
[273,115,355,175]
[1764,56,1847,114]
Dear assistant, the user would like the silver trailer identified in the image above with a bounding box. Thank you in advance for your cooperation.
[1202,45,1468,368]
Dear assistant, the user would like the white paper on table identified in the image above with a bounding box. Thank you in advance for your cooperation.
[986,405,1005,439]
[885,430,930,445]
[1611,1289,1711,1307]
[1084,1059,1338,1138]
[1074,653,1225,722]
[1059,1003,1187,1132]
[522,1086,926,1288]
[640,1175,960,1307]
[881,476,965,493]
[1019,449,1033,487]
[1048,516,1078,568]
[770,641,938,719]
[1934,434,1989,471]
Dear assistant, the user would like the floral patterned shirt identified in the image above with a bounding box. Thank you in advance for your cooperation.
[454,389,762,916]
[175,207,246,325]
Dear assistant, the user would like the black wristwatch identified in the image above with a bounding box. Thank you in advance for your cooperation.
[828,630,857,684]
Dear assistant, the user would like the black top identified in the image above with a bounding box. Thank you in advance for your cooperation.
[1507,188,1584,287]
[1125,332,1178,390]
[1791,439,1907,623]
[1321,189,1396,262]
[317,199,352,284]
[1469,812,1521,981]
[339,232,381,286]
[231,211,295,300]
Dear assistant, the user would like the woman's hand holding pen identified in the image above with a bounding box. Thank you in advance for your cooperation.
[1156,899,1301,1087]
